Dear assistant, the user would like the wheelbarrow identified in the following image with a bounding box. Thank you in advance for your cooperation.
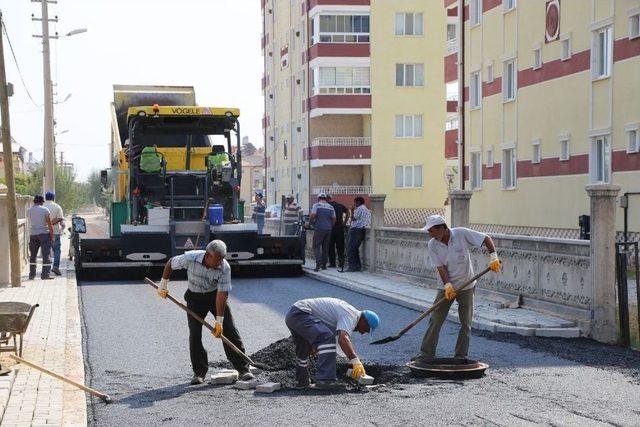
[0,302,39,357]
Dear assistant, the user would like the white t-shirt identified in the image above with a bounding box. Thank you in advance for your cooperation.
[294,297,361,336]
[427,227,487,289]
[44,201,64,235]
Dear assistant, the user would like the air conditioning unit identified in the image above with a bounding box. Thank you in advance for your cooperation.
[297,127,301,132]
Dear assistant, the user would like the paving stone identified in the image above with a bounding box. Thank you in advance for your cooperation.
[345,370,375,385]
[234,380,259,390]
[255,382,281,393]
[496,324,535,336]
[209,372,238,385]
[535,327,581,338]
[249,366,262,375]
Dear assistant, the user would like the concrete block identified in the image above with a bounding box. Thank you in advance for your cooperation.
[345,370,375,385]
[496,324,535,336]
[255,382,281,393]
[234,380,259,390]
[472,320,497,334]
[535,327,581,338]
[249,366,262,375]
[210,372,238,385]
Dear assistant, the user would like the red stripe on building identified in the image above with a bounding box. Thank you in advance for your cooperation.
[444,52,457,83]
[482,164,500,180]
[305,145,371,161]
[614,36,640,62]
[308,43,370,61]
[482,77,501,97]
[281,46,289,56]
[613,151,640,172]
[518,49,590,89]
[447,100,457,113]
[308,0,369,8]
[445,129,458,159]
[463,0,501,21]
[308,94,371,109]
[447,6,458,16]
[444,0,456,7]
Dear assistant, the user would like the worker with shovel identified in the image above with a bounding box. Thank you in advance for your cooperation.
[285,297,379,390]
[157,240,254,385]
[414,215,502,367]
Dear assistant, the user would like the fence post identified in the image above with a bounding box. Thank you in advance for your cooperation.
[586,183,621,344]
[367,194,386,273]
[449,190,473,228]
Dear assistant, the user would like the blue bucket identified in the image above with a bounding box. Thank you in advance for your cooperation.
[208,205,224,225]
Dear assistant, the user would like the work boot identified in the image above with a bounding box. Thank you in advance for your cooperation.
[314,265,321,272]
[190,376,204,385]
[412,355,435,368]
[29,265,36,280]
[313,380,345,391]
[238,370,255,381]
[52,267,62,276]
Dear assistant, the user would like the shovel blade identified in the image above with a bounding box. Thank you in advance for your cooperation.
[370,335,400,345]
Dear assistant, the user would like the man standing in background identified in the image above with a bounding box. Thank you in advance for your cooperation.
[346,197,370,272]
[326,195,349,269]
[44,192,64,276]
[27,195,55,280]
[282,194,302,235]
[252,192,266,234]
[309,193,335,272]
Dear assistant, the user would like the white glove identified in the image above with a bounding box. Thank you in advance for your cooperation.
[157,278,169,298]
[213,316,224,337]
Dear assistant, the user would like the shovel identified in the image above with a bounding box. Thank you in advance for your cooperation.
[370,267,491,345]
[145,277,269,371]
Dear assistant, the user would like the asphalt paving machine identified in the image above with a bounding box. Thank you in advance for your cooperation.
[72,85,302,279]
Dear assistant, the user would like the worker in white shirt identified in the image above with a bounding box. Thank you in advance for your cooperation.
[44,192,64,275]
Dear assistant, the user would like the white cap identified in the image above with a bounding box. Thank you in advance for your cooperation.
[318,192,327,199]
[423,214,446,231]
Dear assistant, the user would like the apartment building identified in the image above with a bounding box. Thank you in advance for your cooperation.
[262,0,372,212]
[370,1,450,225]
[460,0,640,237]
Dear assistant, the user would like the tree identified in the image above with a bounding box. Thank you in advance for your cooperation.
[85,169,112,211]
[15,164,91,213]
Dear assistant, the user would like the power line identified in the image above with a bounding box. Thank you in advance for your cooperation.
[0,17,41,108]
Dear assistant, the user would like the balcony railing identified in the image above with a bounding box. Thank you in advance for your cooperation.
[446,38,458,54]
[311,137,371,147]
[312,185,372,195]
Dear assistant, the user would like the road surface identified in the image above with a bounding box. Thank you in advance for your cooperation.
[78,273,640,426]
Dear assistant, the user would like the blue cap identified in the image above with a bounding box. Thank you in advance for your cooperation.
[255,191,263,198]
[45,191,55,200]
[362,310,379,332]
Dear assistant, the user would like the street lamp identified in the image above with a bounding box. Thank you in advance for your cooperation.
[64,28,88,37]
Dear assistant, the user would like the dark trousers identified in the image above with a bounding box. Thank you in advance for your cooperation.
[328,226,345,267]
[29,234,52,278]
[184,289,249,377]
[285,306,337,382]
[347,228,365,270]
[313,229,331,268]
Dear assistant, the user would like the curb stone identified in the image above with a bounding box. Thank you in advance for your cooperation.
[304,268,580,339]
[0,369,17,421]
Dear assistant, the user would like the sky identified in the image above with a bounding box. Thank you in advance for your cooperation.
[1,0,263,181]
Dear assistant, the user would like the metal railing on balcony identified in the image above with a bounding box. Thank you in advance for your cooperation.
[311,137,371,147]
[312,185,372,195]
[446,38,458,54]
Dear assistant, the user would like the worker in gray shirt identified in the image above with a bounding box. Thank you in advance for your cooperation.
[309,193,335,272]
[27,195,54,280]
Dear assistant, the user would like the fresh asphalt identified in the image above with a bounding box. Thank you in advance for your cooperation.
[79,275,640,426]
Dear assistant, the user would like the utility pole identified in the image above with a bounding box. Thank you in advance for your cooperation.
[0,11,23,287]
[32,0,57,194]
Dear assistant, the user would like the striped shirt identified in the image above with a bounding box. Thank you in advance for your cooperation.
[283,202,302,224]
[170,250,232,293]
[351,204,371,229]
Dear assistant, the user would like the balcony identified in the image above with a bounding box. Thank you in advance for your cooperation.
[446,38,458,54]
[311,185,372,208]
[305,137,371,167]
[307,94,371,117]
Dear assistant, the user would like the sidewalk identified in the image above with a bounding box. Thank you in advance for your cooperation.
[303,260,581,338]
[0,239,86,426]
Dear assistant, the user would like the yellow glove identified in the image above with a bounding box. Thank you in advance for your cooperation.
[157,278,169,299]
[350,357,366,379]
[489,252,502,273]
[212,316,223,338]
[444,282,457,301]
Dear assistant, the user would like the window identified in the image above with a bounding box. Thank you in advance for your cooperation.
[283,141,288,160]
[395,115,423,138]
[395,165,423,188]
[313,66,370,94]
[446,82,458,101]
[470,0,481,26]
[561,35,572,60]
[470,152,482,190]
[445,116,459,131]
[590,136,611,183]
[592,27,612,79]
[532,140,541,164]
[503,60,517,101]
[395,12,424,36]
[470,71,482,109]
[446,23,457,53]
[627,127,639,153]
[630,13,640,39]
[396,63,424,87]
[503,0,516,12]
[486,62,494,83]
[487,147,494,167]
[559,136,570,161]
[533,47,542,70]
[502,148,517,189]
[316,15,370,43]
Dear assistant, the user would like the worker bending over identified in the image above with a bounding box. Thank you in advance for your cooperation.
[158,240,254,384]
[285,297,379,390]
[414,215,502,367]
